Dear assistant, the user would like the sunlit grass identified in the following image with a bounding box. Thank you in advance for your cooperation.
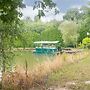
[2,50,89,90]
[47,51,90,90]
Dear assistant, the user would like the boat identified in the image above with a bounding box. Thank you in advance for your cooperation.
[33,41,59,55]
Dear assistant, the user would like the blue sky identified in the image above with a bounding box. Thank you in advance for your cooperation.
[22,0,89,22]
[24,0,89,12]
[53,0,88,12]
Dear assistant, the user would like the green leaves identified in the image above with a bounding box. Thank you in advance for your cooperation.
[82,37,90,45]
[33,0,57,19]
[43,0,56,8]
[60,21,79,47]
[80,37,90,49]
[40,23,63,46]
[63,8,85,22]
[0,0,25,72]
[0,0,24,23]
[18,21,63,48]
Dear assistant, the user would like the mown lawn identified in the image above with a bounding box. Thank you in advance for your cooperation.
[46,53,90,90]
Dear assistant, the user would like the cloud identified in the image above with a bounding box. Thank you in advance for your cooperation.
[21,6,38,20]
[21,6,64,22]
[23,0,25,3]
[41,13,64,22]
[41,7,64,22]
[70,5,82,9]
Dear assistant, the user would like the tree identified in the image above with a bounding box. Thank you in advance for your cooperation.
[59,21,79,47]
[17,20,45,47]
[0,0,25,23]
[63,8,85,23]
[22,20,63,47]
[33,0,59,19]
[78,21,90,43]
[78,2,90,43]
[40,23,63,46]
[0,0,24,72]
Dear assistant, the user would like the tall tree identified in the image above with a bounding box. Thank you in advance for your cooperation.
[40,22,63,46]
[33,0,59,19]
[78,2,90,43]
[63,8,85,23]
[59,21,79,47]
[0,0,24,72]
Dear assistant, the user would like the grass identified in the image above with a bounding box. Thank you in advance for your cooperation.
[46,52,90,90]
[2,50,89,90]
[13,51,54,69]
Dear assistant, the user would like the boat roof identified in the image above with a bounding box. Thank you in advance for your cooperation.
[34,41,59,44]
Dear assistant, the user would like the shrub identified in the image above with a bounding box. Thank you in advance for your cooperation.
[80,37,90,49]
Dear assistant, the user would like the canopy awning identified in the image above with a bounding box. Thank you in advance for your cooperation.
[34,41,59,44]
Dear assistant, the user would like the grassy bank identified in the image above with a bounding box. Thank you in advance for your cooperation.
[2,50,89,90]
[47,51,90,90]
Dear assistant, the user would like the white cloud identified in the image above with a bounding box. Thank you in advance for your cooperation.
[21,6,64,22]
[22,0,25,3]
[70,5,82,9]
[41,7,64,22]
[21,6,38,20]
[70,5,84,14]
[41,13,64,22]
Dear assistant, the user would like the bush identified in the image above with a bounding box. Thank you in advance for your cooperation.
[80,37,90,49]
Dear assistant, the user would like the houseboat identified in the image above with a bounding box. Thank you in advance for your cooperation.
[33,41,60,54]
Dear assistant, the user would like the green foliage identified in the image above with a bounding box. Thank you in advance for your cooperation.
[0,20,23,72]
[59,21,79,47]
[17,21,63,48]
[0,0,24,72]
[16,21,44,47]
[83,37,90,45]
[80,37,90,49]
[78,21,90,43]
[40,24,63,45]
[43,0,56,7]
[0,0,24,23]
[78,4,90,43]
[33,0,58,19]
[63,8,85,22]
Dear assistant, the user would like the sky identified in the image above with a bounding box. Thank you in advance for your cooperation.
[22,0,89,22]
